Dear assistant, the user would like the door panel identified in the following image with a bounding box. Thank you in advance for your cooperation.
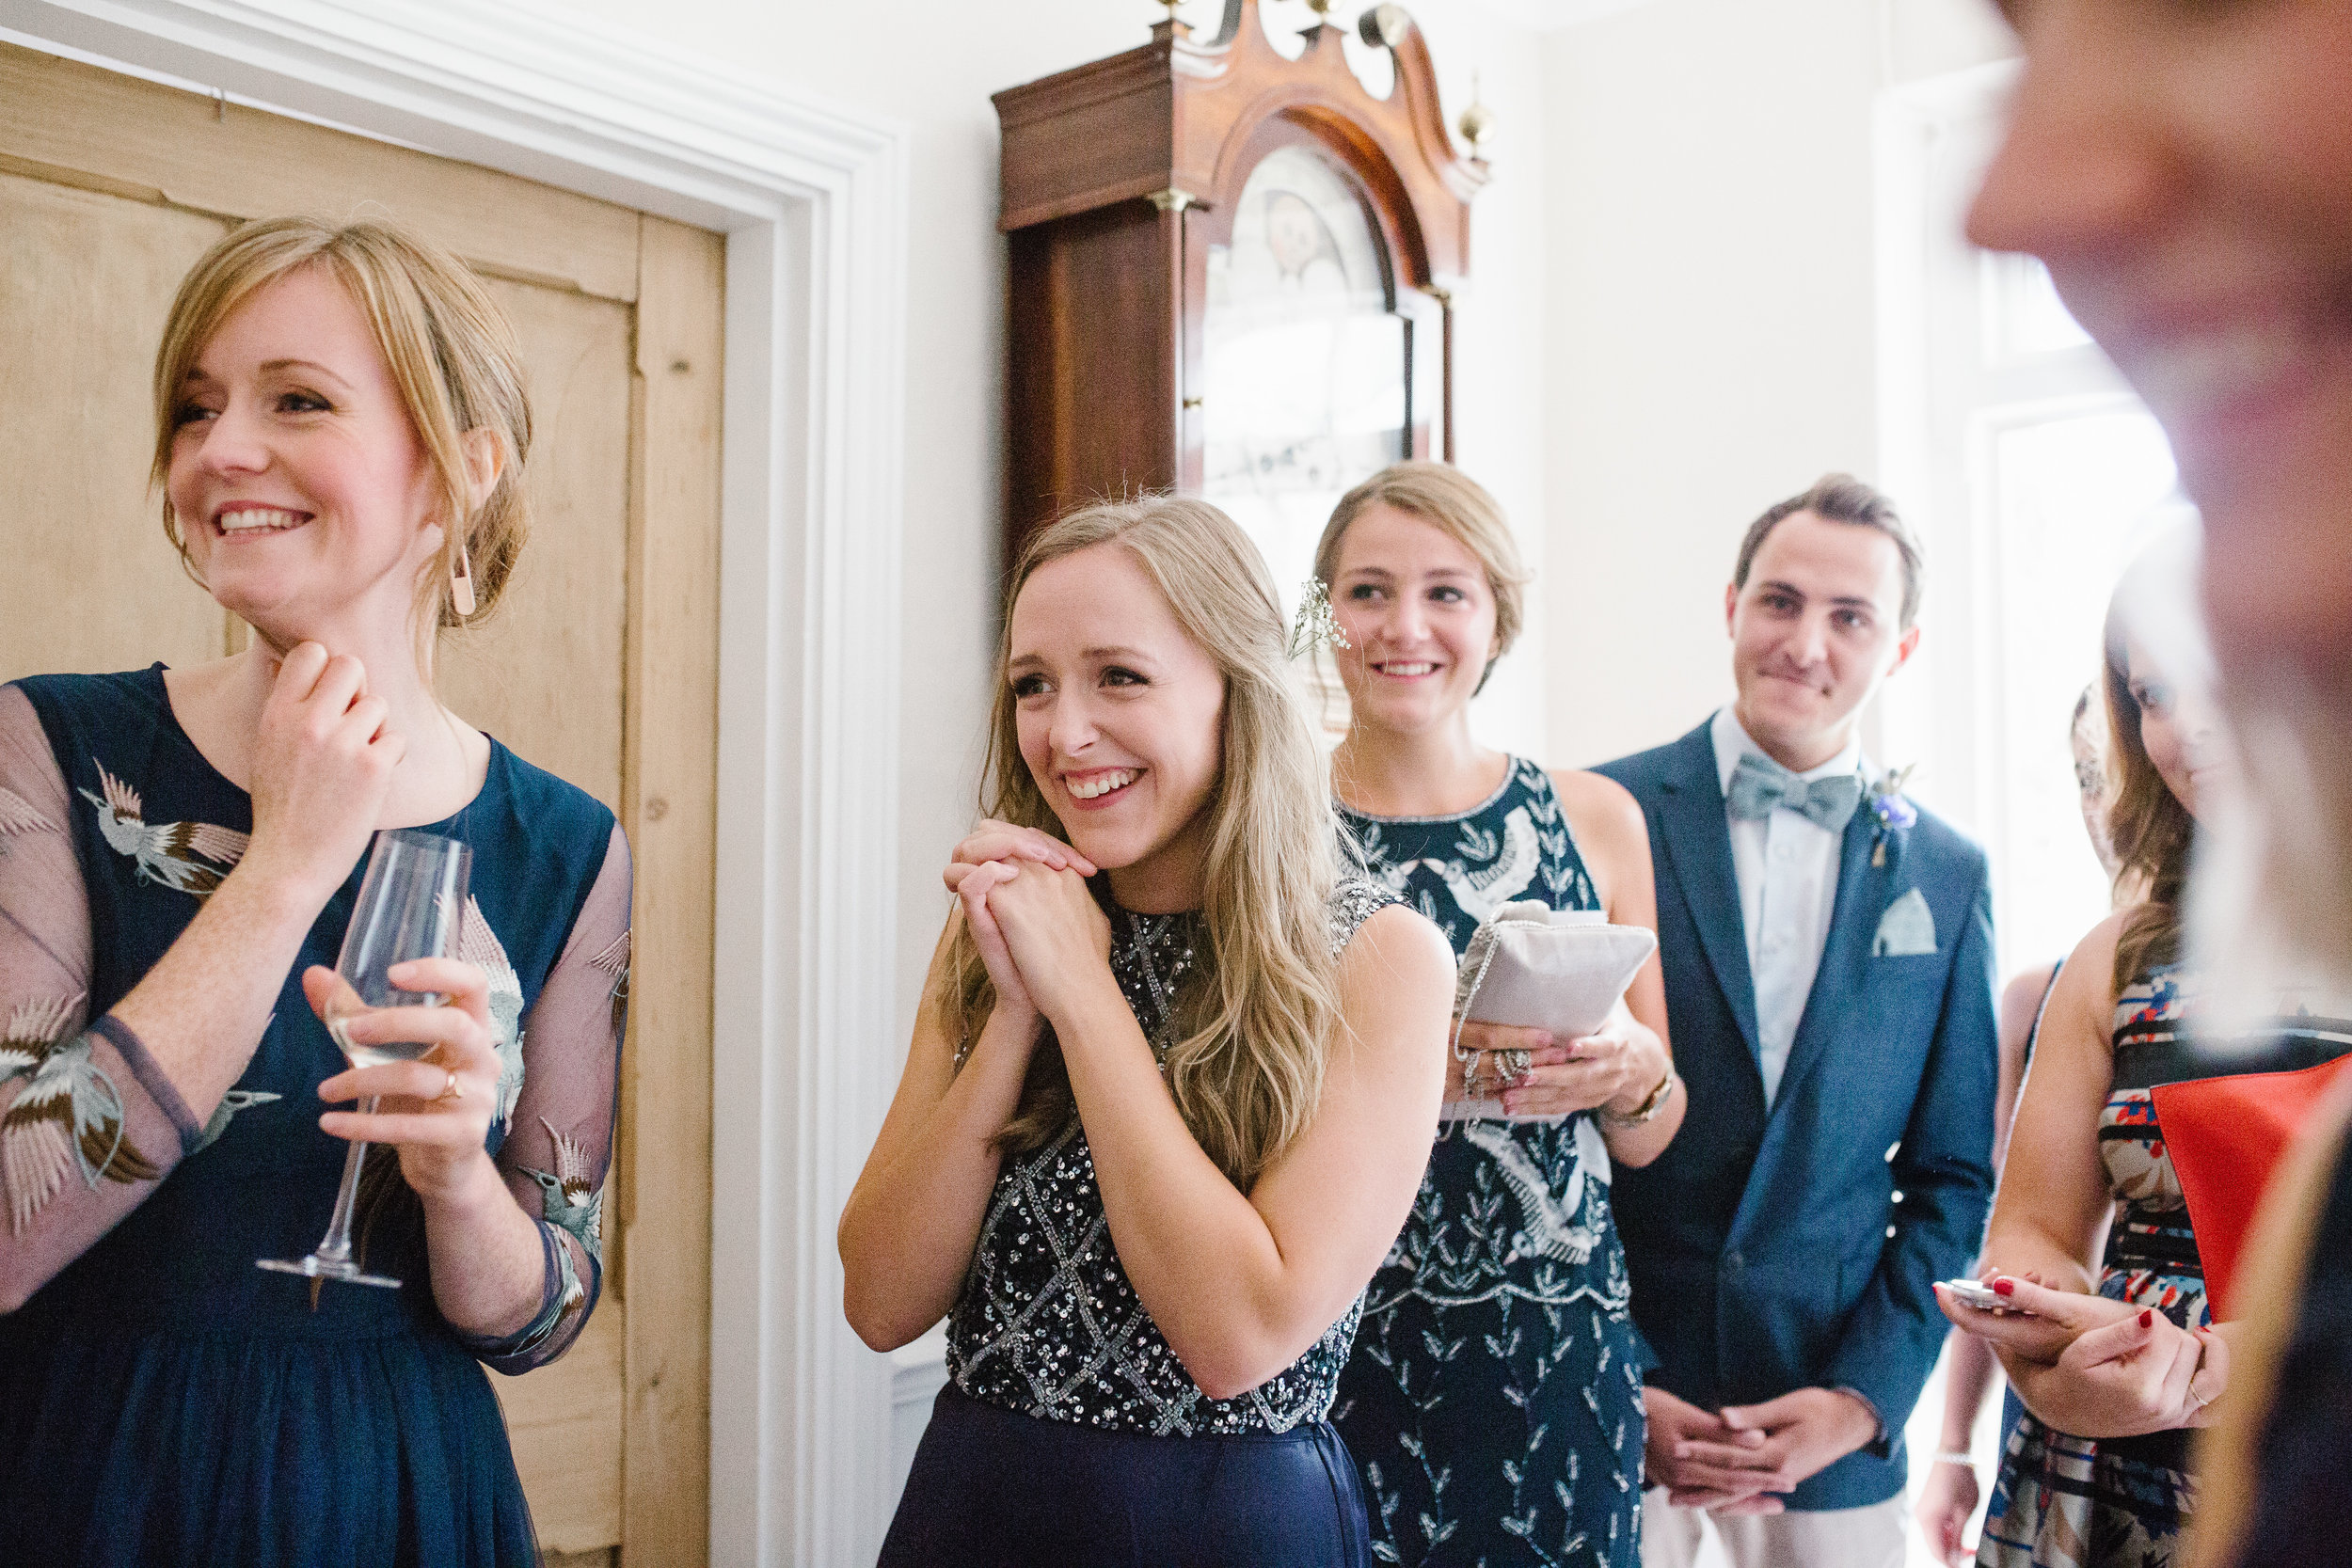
[437,279,633,812]
[0,40,720,1565]
[0,45,641,305]
[0,170,230,679]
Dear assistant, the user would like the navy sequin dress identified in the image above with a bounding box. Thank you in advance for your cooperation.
[1334,757,1648,1568]
[881,879,1395,1568]
[0,669,630,1567]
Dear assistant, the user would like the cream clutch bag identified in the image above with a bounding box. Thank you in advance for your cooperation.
[1443,900,1657,1122]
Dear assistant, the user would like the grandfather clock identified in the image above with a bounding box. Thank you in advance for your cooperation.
[993,0,1486,609]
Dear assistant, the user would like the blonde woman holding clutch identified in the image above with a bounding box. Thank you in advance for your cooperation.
[1320,462,1679,1568]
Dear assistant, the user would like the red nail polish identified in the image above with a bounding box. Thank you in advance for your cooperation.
[1992,1277,2014,1297]
[2138,1308,2153,1328]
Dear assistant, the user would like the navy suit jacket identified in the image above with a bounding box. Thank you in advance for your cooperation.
[1597,720,1997,1511]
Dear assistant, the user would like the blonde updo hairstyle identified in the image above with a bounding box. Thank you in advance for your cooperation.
[941,496,1345,1191]
[1312,460,1533,695]
[151,215,532,641]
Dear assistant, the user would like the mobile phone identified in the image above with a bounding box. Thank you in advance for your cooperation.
[1941,1278,2004,1310]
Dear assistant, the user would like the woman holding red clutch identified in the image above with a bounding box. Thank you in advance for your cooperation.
[1935,575,2346,1568]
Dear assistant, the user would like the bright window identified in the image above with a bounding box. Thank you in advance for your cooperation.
[1878,68,2191,982]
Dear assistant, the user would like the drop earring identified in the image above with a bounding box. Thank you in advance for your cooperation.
[450,539,478,618]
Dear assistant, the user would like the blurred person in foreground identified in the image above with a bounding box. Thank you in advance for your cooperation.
[1967,3,2352,1565]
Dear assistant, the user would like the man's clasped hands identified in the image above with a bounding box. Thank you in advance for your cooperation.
[1643,1273,2229,1515]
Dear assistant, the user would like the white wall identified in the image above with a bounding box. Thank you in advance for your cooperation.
[1537,0,2015,770]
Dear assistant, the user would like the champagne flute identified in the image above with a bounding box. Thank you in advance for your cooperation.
[259,829,471,1290]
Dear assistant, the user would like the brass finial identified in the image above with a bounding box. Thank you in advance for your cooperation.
[1458,70,1496,156]
[1304,0,1332,14]
[1359,3,1410,48]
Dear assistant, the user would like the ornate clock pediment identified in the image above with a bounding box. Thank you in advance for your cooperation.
[995,0,1486,584]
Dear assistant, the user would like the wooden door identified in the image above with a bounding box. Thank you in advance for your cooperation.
[0,40,720,1567]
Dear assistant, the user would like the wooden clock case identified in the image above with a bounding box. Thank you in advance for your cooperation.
[993,0,1487,560]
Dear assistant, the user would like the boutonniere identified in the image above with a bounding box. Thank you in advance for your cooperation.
[1867,764,1916,869]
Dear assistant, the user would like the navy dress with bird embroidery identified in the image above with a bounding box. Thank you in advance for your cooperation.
[1334,757,1648,1568]
[0,668,630,1567]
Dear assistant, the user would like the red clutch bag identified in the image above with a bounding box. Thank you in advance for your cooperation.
[2152,1054,2352,1321]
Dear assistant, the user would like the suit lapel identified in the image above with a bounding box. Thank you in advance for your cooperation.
[1769,806,1879,1114]
[1656,727,1761,1068]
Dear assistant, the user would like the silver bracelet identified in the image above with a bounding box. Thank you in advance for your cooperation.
[1931,1450,1975,1468]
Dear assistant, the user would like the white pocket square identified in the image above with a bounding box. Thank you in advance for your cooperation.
[1873,888,1937,957]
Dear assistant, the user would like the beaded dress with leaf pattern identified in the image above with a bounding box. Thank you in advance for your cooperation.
[1334,757,1646,1568]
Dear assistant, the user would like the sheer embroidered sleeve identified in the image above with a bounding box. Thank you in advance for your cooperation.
[453,821,630,1371]
[0,683,200,1311]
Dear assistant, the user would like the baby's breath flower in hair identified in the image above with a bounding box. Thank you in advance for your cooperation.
[1287,578,1350,660]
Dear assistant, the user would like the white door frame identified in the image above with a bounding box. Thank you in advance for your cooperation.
[0,1,909,1561]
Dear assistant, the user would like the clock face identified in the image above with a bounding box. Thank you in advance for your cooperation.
[1202,143,1409,738]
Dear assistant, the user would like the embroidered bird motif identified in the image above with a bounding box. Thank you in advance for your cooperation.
[550,1231,587,1327]
[586,929,630,1037]
[0,995,159,1231]
[521,1116,604,1266]
[1459,1119,1600,1268]
[0,784,56,837]
[1421,805,1542,927]
[78,763,248,898]
[190,1088,281,1154]
[457,896,526,1130]
[0,995,74,1084]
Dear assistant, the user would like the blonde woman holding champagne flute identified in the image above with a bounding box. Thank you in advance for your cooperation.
[0,217,630,1566]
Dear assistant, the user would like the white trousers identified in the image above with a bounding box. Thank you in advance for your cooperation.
[1638,1487,1907,1568]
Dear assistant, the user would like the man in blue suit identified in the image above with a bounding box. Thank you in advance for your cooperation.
[1597,475,1997,1568]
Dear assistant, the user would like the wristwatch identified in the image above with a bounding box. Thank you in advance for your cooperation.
[1599,1064,1677,1128]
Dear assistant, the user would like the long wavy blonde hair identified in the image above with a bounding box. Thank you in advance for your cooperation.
[941,496,1344,1190]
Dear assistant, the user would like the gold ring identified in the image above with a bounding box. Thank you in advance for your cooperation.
[437,1069,463,1103]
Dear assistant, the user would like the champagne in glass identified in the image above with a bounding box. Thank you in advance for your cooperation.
[259,829,471,1290]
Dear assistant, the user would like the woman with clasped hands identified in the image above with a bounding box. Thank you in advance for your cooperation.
[0,218,630,1567]
[840,497,1453,1566]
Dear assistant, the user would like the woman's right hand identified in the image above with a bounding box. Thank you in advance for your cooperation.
[1948,1275,2225,1436]
[1445,1019,1568,1100]
[1934,1273,2139,1365]
[242,643,405,905]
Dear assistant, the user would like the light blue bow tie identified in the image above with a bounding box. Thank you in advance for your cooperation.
[1726,752,1864,832]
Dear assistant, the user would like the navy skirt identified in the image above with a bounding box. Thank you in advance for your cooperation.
[882,1386,1373,1568]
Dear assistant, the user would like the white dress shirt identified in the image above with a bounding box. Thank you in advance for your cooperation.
[1709,706,1865,1108]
